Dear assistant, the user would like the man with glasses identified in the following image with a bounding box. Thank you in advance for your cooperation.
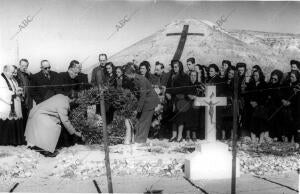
[31,60,59,104]
[91,53,107,87]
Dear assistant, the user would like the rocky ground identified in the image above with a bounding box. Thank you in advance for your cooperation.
[0,139,299,193]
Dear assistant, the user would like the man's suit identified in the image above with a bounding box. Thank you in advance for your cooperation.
[56,72,76,96]
[16,69,33,127]
[133,74,160,143]
[30,71,59,104]
[75,72,89,91]
[91,65,105,87]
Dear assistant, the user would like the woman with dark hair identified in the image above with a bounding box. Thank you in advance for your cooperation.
[195,64,206,83]
[104,62,116,87]
[103,62,117,125]
[245,68,268,143]
[280,70,300,142]
[185,70,205,141]
[200,65,208,81]
[236,62,247,91]
[139,61,158,85]
[282,60,300,85]
[166,60,190,142]
[221,66,236,140]
[265,69,284,139]
[236,62,248,137]
[207,64,222,84]
[251,65,263,75]
[221,60,232,79]
[114,66,134,90]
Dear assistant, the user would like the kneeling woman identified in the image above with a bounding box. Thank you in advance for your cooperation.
[25,94,83,157]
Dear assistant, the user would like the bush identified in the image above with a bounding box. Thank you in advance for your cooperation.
[70,87,138,145]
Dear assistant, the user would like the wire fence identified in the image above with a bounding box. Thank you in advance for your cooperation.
[1,77,299,124]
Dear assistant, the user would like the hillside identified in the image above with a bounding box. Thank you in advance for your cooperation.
[86,19,300,76]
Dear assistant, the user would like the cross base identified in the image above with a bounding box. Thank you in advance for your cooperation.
[185,141,240,180]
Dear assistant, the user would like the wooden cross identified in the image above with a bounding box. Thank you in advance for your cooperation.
[166,25,204,60]
[194,85,227,142]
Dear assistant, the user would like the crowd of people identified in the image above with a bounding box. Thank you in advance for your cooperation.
[1,53,300,157]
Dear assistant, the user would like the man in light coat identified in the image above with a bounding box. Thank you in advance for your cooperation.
[25,94,82,157]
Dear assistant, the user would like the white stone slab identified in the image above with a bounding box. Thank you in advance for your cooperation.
[185,141,240,180]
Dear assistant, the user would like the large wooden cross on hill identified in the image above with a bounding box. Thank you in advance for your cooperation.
[166,25,204,60]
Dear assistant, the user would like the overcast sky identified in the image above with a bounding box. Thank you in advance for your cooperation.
[1,0,300,72]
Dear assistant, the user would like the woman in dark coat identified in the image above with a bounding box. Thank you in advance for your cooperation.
[265,70,284,139]
[195,64,206,84]
[166,60,190,142]
[245,68,268,143]
[103,62,117,124]
[104,62,116,87]
[185,70,205,141]
[280,70,300,142]
[221,66,235,140]
[236,62,248,137]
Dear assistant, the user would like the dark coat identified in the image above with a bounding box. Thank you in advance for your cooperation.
[104,74,116,87]
[16,69,33,110]
[266,82,282,113]
[245,81,268,106]
[114,75,134,90]
[75,72,89,91]
[266,82,284,137]
[30,71,59,104]
[133,74,160,113]
[152,72,170,87]
[166,73,191,96]
[56,72,76,96]
[91,65,105,86]
[280,82,300,130]
[166,72,191,124]
[244,80,268,135]
[144,73,159,86]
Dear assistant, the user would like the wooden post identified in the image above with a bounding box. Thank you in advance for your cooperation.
[98,84,113,193]
[297,161,300,194]
[231,70,239,194]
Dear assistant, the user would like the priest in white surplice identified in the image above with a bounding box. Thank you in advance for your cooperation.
[25,94,83,155]
[0,65,25,146]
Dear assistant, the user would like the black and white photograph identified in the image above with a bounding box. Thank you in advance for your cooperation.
[0,0,299,193]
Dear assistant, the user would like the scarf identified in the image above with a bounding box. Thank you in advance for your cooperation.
[1,73,17,118]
